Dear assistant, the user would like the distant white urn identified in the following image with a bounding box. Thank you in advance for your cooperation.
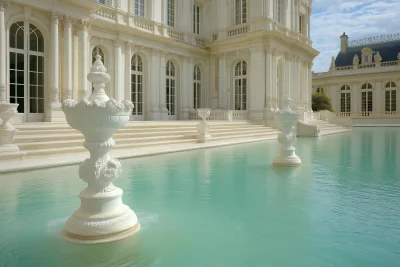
[273,97,302,166]
[197,108,211,143]
[0,103,19,151]
[61,55,139,244]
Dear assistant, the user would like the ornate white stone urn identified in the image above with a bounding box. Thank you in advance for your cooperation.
[197,108,211,143]
[273,97,302,166]
[0,103,19,153]
[61,55,139,244]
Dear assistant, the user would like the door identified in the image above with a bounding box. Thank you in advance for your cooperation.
[9,22,45,122]
[130,54,144,121]
[166,60,177,120]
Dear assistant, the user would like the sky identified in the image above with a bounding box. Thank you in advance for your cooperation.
[310,0,400,73]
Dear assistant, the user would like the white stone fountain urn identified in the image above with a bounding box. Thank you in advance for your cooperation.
[272,97,302,166]
[197,108,211,143]
[61,55,139,244]
[0,103,19,153]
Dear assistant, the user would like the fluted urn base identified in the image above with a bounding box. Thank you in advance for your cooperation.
[63,187,140,244]
[273,155,302,166]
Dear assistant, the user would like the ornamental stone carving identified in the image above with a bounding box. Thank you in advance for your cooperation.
[353,54,359,65]
[374,51,382,63]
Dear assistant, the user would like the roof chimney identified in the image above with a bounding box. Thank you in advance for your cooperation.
[340,32,348,53]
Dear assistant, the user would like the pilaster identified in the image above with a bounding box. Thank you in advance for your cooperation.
[78,19,90,101]
[218,53,227,109]
[0,1,10,103]
[46,13,65,122]
[63,16,74,100]
[125,42,133,118]
[149,49,161,120]
[113,38,122,101]
[248,46,265,122]
[159,52,168,120]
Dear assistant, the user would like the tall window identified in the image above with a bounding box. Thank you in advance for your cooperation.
[92,46,105,92]
[193,65,201,109]
[234,61,247,110]
[166,60,176,115]
[276,0,281,23]
[235,0,247,25]
[131,54,144,116]
[167,0,175,27]
[361,83,373,115]
[98,0,105,4]
[193,4,200,34]
[134,0,145,17]
[340,85,351,114]
[385,81,397,112]
[299,15,304,33]
[9,21,45,117]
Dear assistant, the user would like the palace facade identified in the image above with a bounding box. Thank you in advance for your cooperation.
[0,0,317,124]
[312,33,400,125]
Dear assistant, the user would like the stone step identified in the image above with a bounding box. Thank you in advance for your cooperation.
[14,127,276,143]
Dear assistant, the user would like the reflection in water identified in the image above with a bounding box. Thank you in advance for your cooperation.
[0,128,400,266]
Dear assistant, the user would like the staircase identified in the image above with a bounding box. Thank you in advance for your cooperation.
[309,120,352,136]
[9,121,280,159]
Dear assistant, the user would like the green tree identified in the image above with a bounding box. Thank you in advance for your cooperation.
[312,92,334,112]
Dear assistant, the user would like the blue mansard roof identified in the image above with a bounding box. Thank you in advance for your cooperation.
[335,40,400,67]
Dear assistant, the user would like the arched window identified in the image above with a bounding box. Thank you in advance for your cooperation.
[92,46,105,91]
[361,83,373,115]
[235,0,247,25]
[9,21,45,121]
[234,61,247,111]
[166,60,176,116]
[340,85,351,114]
[385,81,396,112]
[131,54,143,116]
[316,87,324,94]
[276,0,281,23]
[193,65,201,109]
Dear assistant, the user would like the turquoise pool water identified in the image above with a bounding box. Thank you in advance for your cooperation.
[0,127,399,267]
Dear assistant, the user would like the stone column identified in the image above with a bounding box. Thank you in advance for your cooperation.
[46,13,66,122]
[159,52,168,120]
[114,39,122,101]
[125,42,132,109]
[284,53,291,100]
[0,1,9,104]
[187,58,195,115]
[63,16,73,100]
[248,46,265,122]
[50,14,60,105]
[265,48,273,111]
[307,62,312,111]
[78,20,90,101]
[271,49,278,110]
[295,56,301,108]
[149,50,160,120]
[218,54,226,109]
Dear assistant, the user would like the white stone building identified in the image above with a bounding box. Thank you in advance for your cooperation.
[312,32,400,125]
[0,0,317,124]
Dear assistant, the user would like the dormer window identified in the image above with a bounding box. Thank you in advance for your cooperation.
[361,47,373,64]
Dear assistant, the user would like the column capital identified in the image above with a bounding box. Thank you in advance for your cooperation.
[114,38,122,48]
[51,13,61,24]
[63,15,75,26]
[79,19,90,31]
[284,52,291,60]
[0,2,10,12]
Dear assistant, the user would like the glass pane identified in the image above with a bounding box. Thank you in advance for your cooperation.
[17,85,24,97]
[10,70,15,84]
[30,98,37,113]
[38,56,44,72]
[17,97,24,113]
[38,86,44,98]
[38,99,44,113]
[38,73,44,86]
[16,25,24,50]
[30,55,37,72]
[10,52,16,70]
[30,72,37,85]
[30,85,37,97]
[17,53,24,70]
[17,71,24,84]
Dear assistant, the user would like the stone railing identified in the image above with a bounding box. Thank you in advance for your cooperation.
[211,17,312,46]
[189,109,248,121]
[314,60,400,79]
[335,111,400,118]
[94,6,117,21]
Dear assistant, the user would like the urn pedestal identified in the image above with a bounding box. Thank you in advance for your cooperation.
[62,55,139,244]
[273,97,302,166]
[0,103,25,159]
